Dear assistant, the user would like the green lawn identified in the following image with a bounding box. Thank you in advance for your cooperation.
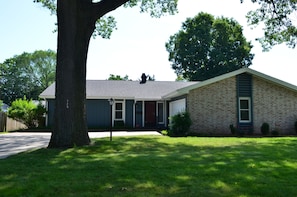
[1,136,297,197]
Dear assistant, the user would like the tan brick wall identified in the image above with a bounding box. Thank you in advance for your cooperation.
[253,77,297,134]
[188,77,237,134]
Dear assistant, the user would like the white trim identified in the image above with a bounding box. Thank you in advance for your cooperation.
[238,97,251,123]
[162,68,297,99]
[113,100,125,126]
[157,101,165,124]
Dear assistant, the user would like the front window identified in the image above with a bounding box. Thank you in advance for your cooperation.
[115,102,123,120]
[239,97,251,123]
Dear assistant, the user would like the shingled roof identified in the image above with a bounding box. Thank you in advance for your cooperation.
[40,80,198,100]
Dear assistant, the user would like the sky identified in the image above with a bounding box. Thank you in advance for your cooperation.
[1,0,297,85]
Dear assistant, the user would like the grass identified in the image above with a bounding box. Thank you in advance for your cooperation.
[1,136,297,196]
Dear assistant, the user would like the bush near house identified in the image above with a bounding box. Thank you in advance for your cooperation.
[261,122,270,135]
[8,98,46,128]
[229,124,237,135]
[168,111,192,137]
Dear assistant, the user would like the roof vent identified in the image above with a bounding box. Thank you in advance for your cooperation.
[140,73,147,84]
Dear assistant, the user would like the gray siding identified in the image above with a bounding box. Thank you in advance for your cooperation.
[237,73,252,97]
[237,73,253,133]
[86,99,110,128]
[46,99,161,129]
[47,99,55,128]
[135,101,143,128]
[125,100,134,128]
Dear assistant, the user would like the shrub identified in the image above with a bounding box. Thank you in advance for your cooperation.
[261,122,270,135]
[161,130,168,136]
[168,111,192,137]
[8,98,46,128]
[229,124,237,135]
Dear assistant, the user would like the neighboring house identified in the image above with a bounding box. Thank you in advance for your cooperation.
[40,68,297,135]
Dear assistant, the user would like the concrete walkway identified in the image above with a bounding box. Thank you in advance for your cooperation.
[0,131,161,159]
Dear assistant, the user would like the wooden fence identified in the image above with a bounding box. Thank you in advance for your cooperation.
[0,112,27,132]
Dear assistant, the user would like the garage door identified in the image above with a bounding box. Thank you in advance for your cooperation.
[169,98,186,117]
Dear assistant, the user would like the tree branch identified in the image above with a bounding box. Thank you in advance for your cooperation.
[92,0,130,20]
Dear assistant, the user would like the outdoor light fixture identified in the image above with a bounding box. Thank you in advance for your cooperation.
[108,98,114,141]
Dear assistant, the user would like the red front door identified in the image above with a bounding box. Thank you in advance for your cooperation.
[145,101,156,128]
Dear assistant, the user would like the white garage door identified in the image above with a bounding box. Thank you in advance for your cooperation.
[169,98,186,117]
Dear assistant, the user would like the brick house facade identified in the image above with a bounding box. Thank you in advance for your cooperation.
[253,76,297,134]
[174,68,297,135]
[188,77,237,134]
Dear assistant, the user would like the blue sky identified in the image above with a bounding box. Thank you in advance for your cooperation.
[1,0,297,84]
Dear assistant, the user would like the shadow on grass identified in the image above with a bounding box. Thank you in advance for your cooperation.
[1,136,297,196]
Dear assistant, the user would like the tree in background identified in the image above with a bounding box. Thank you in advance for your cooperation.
[242,0,297,51]
[108,74,154,81]
[0,50,56,105]
[166,12,254,81]
[108,74,130,81]
[8,97,46,128]
[147,75,155,81]
[35,0,178,148]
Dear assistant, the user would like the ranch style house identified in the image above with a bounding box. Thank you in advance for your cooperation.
[40,68,297,135]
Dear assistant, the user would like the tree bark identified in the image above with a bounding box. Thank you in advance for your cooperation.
[48,0,93,148]
[48,0,130,148]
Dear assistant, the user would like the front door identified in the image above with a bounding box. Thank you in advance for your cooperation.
[145,101,156,128]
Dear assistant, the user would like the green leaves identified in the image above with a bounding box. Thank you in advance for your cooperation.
[93,16,117,39]
[0,50,56,105]
[244,0,297,50]
[168,111,192,137]
[33,0,56,14]
[108,74,130,80]
[33,0,178,38]
[166,12,254,81]
[125,0,178,18]
[8,97,46,127]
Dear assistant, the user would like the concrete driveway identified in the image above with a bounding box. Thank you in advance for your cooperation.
[0,131,160,159]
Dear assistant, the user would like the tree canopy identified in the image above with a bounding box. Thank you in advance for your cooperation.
[34,0,179,39]
[0,50,56,105]
[166,12,254,81]
[108,74,156,81]
[243,0,297,51]
[8,97,46,128]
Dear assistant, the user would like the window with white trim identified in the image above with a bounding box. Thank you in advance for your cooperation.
[239,97,251,123]
[115,101,124,120]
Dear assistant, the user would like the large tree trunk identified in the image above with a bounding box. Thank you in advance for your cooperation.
[47,0,130,148]
[48,0,95,148]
